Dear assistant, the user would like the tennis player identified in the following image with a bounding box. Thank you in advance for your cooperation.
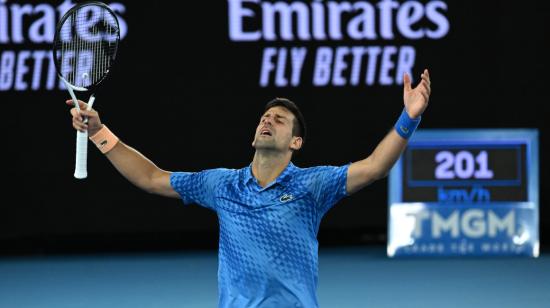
[68,70,431,308]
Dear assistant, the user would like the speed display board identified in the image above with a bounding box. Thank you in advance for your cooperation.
[388,130,539,257]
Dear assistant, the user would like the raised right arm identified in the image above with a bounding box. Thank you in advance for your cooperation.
[68,100,179,198]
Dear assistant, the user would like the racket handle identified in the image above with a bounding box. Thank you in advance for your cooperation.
[74,130,88,179]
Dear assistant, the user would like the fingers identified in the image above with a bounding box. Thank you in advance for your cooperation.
[70,107,80,118]
[421,70,430,86]
[72,116,88,133]
[67,97,97,120]
[65,99,89,110]
[403,73,412,92]
[419,69,431,97]
[71,109,87,132]
[419,80,431,96]
[70,107,97,118]
[417,81,430,102]
[70,107,99,133]
[423,68,430,80]
[420,89,429,103]
[77,109,98,118]
[421,69,430,88]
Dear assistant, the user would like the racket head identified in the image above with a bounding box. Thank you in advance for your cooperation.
[53,1,120,91]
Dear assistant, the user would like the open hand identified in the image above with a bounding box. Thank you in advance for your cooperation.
[403,69,431,119]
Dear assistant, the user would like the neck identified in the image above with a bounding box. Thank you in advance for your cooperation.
[251,150,291,187]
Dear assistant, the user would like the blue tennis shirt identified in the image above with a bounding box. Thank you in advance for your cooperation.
[170,162,349,308]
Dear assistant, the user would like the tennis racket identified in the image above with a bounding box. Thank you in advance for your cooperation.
[53,1,120,179]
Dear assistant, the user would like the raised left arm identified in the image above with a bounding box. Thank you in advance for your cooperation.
[346,69,431,195]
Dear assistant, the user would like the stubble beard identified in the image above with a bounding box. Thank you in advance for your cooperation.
[252,135,280,152]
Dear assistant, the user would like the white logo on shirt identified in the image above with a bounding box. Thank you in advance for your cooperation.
[279,194,294,202]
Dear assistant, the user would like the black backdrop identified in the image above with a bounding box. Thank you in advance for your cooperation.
[2,0,548,253]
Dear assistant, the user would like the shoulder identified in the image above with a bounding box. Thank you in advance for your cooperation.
[292,164,348,178]
[289,164,350,189]
[170,167,238,184]
[204,167,240,182]
[287,165,328,187]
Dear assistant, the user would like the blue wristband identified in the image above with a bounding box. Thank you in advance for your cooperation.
[394,108,421,139]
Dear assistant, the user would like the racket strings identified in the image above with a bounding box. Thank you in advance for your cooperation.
[54,5,119,88]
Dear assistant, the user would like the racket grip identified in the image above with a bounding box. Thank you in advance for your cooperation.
[74,130,88,179]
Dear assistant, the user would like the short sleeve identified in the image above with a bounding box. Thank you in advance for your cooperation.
[306,164,350,216]
[170,168,229,210]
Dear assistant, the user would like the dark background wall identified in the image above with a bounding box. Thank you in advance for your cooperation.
[1,0,548,253]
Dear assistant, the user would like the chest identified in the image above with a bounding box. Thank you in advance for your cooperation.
[219,180,310,208]
[214,181,318,230]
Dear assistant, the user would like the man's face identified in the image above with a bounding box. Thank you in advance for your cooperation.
[252,106,301,152]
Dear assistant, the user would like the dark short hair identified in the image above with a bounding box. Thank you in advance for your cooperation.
[264,98,306,143]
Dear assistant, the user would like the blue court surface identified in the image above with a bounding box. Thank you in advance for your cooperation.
[1,246,549,308]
